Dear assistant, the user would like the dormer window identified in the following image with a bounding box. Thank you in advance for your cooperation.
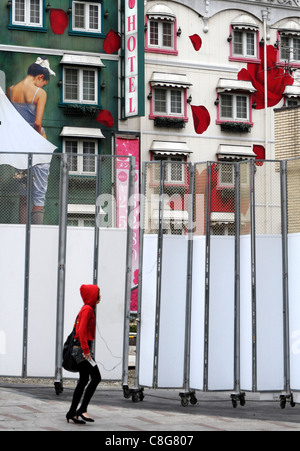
[145,4,178,55]
[229,14,259,63]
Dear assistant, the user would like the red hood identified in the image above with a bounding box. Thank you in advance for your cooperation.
[80,284,99,309]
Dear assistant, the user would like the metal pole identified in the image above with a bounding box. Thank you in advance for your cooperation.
[280,160,290,396]
[250,159,257,392]
[134,162,147,390]
[153,160,165,389]
[183,163,195,393]
[234,163,241,395]
[203,162,212,392]
[93,155,102,286]
[22,153,33,378]
[122,156,135,388]
[54,154,69,392]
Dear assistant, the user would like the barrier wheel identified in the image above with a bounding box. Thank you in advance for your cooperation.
[181,396,189,407]
[54,381,63,396]
[123,385,131,399]
[190,394,198,405]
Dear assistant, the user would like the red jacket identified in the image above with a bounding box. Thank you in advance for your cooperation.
[75,284,99,355]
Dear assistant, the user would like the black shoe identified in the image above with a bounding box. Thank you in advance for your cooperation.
[66,413,86,424]
[77,413,95,423]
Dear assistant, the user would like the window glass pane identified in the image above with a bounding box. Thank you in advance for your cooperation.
[162,22,173,47]
[170,90,182,114]
[233,31,243,55]
[246,32,255,56]
[170,157,183,182]
[89,4,99,30]
[154,89,167,113]
[74,2,85,29]
[30,0,40,24]
[236,96,247,119]
[66,140,78,172]
[65,69,79,100]
[83,142,96,172]
[220,164,233,185]
[83,70,95,101]
[220,94,233,118]
[293,37,300,61]
[15,0,25,22]
[150,21,159,45]
[280,36,290,60]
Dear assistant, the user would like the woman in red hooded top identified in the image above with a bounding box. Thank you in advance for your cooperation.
[66,285,102,425]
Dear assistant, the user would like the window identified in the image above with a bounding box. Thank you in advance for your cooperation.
[153,88,183,116]
[145,4,177,55]
[287,98,300,107]
[153,155,185,184]
[71,1,102,34]
[233,30,257,58]
[148,20,174,49]
[229,14,259,62]
[280,35,300,63]
[63,67,98,104]
[11,0,44,28]
[64,139,98,175]
[220,94,249,121]
[68,216,95,227]
[218,163,249,187]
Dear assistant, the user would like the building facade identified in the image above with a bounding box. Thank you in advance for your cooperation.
[119,0,300,234]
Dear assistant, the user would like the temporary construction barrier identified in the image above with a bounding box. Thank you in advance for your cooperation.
[133,158,300,408]
[0,153,135,394]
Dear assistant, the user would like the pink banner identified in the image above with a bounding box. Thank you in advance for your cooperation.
[116,137,139,311]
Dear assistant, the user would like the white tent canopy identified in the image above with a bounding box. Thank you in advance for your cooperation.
[0,86,56,169]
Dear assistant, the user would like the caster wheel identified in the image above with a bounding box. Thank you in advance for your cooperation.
[123,386,131,399]
[232,398,237,408]
[54,382,63,396]
[280,399,286,409]
[181,396,189,407]
[190,395,197,405]
[139,392,145,402]
[132,393,139,403]
[240,397,246,407]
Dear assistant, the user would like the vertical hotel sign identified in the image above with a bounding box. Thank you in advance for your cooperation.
[124,0,145,118]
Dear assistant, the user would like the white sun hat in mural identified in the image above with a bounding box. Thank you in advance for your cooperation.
[35,57,56,76]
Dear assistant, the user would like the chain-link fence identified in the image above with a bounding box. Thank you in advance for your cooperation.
[136,157,300,407]
[0,153,135,390]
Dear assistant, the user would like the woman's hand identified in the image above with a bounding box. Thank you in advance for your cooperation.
[84,353,91,361]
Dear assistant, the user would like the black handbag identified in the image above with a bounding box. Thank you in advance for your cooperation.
[62,317,80,373]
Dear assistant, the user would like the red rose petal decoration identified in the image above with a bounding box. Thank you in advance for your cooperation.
[50,9,69,35]
[96,110,114,128]
[189,34,202,51]
[191,105,210,134]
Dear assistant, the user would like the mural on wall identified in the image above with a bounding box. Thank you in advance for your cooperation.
[238,45,294,109]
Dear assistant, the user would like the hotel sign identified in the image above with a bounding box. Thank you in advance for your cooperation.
[123,0,145,118]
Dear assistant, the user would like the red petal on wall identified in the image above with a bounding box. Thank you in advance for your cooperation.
[191,105,210,134]
[238,45,294,110]
[49,9,69,35]
[103,29,121,54]
[253,144,265,166]
[96,110,114,128]
[189,34,202,51]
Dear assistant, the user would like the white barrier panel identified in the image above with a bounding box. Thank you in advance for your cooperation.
[63,228,127,381]
[0,225,25,376]
[157,235,188,388]
[288,233,300,391]
[27,226,59,377]
[208,236,235,391]
[189,236,206,391]
[256,235,284,391]
[138,235,157,387]
[240,235,253,391]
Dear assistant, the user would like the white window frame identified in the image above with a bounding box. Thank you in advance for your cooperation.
[232,29,257,58]
[153,155,185,184]
[280,34,300,63]
[63,138,98,176]
[68,215,95,227]
[72,0,102,34]
[12,0,43,27]
[218,163,249,188]
[63,66,98,105]
[148,19,175,50]
[153,88,184,117]
[220,93,249,121]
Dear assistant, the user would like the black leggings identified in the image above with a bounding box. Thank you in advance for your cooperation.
[68,361,101,416]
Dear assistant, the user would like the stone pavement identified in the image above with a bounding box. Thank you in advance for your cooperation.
[1,380,300,432]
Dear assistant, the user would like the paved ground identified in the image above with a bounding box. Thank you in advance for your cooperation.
[1,379,300,432]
